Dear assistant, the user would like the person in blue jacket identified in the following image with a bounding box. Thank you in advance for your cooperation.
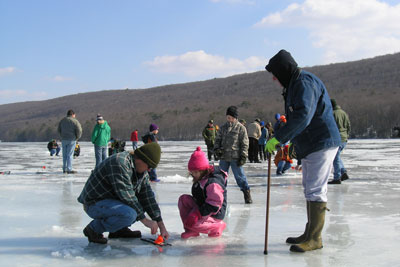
[265,49,341,253]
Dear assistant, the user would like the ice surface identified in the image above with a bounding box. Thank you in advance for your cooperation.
[0,140,399,267]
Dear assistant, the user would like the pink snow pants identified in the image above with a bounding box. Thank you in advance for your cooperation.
[178,194,226,236]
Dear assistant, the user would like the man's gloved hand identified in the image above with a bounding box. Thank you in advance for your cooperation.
[184,209,201,228]
[237,155,247,167]
[265,137,280,154]
[214,149,223,159]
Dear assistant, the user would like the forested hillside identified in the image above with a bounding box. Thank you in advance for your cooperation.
[1,52,399,141]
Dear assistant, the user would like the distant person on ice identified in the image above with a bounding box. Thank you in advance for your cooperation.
[91,114,111,167]
[202,119,217,161]
[130,129,139,150]
[77,142,169,244]
[74,142,80,158]
[328,99,351,184]
[57,109,82,174]
[47,139,60,156]
[214,106,252,204]
[178,146,228,239]
[141,123,160,182]
[247,118,262,163]
[265,49,341,252]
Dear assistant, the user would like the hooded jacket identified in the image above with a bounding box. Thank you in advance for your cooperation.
[331,101,351,142]
[91,121,111,147]
[266,50,341,159]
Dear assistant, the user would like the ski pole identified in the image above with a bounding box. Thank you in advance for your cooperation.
[264,152,272,255]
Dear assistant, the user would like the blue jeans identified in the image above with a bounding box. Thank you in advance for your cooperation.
[61,140,76,172]
[132,141,138,150]
[333,141,347,180]
[85,199,137,234]
[219,160,250,191]
[277,160,291,174]
[50,147,61,156]
[94,145,107,167]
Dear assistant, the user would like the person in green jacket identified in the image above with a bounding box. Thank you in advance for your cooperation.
[202,120,217,161]
[328,99,351,184]
[91,114,111,167]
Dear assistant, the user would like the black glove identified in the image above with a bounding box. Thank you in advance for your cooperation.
[237,155,246,167]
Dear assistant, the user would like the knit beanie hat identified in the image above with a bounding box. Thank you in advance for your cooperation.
[134,143,161,169]
[96,114,104,121]
[265,49,298,88]
[188,147,210,172]
[226,106,238,118]
[149,123,159,132]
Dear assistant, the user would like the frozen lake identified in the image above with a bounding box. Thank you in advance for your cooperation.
[0,140,399,267]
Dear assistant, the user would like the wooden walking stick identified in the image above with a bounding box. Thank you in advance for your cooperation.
[264,153,272,255]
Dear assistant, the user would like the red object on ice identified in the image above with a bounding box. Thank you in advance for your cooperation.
[42,166,46,169]
[154,235,164,245]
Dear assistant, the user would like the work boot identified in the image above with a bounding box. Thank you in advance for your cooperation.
[328,179,341,184]
[290,201,327,252]
[83,225,108,244]
[108,227,142,239]
[340,172,349,181]
[243,189,253,204]
[286,201,310,244]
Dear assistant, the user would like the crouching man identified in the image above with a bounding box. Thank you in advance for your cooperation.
[77,142,169,244]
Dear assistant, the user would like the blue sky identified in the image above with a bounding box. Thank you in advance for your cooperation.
[1,0,400,105]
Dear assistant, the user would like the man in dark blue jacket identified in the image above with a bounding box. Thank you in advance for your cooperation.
[265,50,341,253]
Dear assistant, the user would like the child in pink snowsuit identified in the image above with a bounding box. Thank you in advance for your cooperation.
[178,146,228,239]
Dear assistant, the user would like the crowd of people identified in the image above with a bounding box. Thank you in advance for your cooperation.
[51,49,351,254]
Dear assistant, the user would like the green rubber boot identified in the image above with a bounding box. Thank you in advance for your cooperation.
[286,201,310,244]
[290,201,327,252]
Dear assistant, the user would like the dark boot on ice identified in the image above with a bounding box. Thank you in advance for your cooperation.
[340,172,349,181]
[83,225,107,244]
[108,227,142,239]
[328,179,341,184]
[243,189,253,204]
[290,201,327,252]
[286,201,310,244]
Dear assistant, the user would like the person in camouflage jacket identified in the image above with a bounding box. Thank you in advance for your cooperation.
[77,143,169,244]
[214,106,252,204]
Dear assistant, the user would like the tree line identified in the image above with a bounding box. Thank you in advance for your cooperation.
[1,52,399,142]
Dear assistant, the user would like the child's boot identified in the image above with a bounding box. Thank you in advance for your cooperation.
[181,228,200,239]
[208,221,226,237]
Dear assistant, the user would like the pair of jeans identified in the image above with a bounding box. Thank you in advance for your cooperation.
[61,140,76,172]
[94,145,107,167]
[277,160,291,174]
[50,147,61,156]
[132,141,138,150]
[219,160,250,191]
[332,141,347,181]
[85,199,137,234]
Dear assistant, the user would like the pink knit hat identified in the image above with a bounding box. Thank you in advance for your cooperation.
[188,147,210,171]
